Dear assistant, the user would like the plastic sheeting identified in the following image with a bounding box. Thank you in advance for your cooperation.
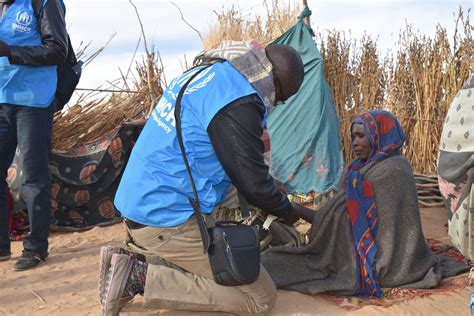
[268,19,343,194]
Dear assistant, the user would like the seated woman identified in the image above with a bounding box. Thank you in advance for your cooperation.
[261,110,446,297]
[438,73,474,261]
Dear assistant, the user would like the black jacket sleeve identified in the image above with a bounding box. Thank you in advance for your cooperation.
[207,94,291,218]
[9,0,67,65]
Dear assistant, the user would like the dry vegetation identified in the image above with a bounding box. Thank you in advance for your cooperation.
[204,1,302,48]
[52,52,164,150]
[53,1,472,176]
[321,8,472,174]
[52,1,165,151]
[203,3,472,174]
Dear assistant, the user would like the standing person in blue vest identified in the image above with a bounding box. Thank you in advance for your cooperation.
[0,0,67,271]
[99,41,316,315]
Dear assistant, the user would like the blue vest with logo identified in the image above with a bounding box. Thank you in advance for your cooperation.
[0,0,57,107]
[115,62,265,227]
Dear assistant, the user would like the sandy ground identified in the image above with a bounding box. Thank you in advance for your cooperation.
[0,207,471,316]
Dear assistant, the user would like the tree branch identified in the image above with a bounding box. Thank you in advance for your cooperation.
[171,2,203,43]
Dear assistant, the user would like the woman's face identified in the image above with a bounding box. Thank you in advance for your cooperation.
[351,123,372,160]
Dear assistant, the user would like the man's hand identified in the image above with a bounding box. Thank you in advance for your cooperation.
[282,203,300,225]
[0,41,11,57]
[282,202,315,225]
[295,203,316,223]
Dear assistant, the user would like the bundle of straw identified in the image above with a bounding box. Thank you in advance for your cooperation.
[52,1,166,151]
[52,51,164,151]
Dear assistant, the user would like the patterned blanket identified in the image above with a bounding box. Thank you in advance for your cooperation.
[262,155,468,295]
[7,120,145,231]
[438,72,474,261]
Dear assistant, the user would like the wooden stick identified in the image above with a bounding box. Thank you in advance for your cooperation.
[416,183,440,189]
[171,2,203,42]
[418,196,444,201]
[419,201,445,208]
[75,88,140,94]
[128,0,154,112]
[417,189,441,195]
[301,0,311,29]
[415,177,439,184]
[123,33,142,90]
[30,290,46,304]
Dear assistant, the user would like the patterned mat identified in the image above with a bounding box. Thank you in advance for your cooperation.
[319,238,470,311]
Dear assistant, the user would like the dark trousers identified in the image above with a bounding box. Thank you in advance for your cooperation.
[0,103,54,252]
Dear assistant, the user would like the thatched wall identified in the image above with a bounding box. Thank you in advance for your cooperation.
[204,3,472,174]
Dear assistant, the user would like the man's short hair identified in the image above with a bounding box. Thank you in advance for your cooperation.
[265,44,304,101]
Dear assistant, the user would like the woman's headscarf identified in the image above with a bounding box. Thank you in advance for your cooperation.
[345,110,406,297]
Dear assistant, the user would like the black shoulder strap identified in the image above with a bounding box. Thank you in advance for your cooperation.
[174,65,213,252]
[238,191,250,219]
[174,64,252,252]
[31,0,43,19]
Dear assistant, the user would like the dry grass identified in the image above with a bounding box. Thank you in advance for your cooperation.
[320,8,472,174]
[204,3,472,174]
[52,52,164,151]
[52,1,300,151]
[203,0,301,49]
[53,3,471,176]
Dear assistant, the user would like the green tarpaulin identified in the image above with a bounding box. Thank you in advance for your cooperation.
[268,16,343,194]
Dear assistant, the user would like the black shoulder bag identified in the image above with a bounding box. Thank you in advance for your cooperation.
[55,36,82,111]
[174,65,260,286]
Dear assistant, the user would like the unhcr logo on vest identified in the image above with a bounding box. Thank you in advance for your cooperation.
[12,11,33,33]
[151,67,216,134]
[152,96,175,134]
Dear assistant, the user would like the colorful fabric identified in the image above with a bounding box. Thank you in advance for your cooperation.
[7,189,29,241]
[8,210,29,241]
[320,238,469,311]
[122,258,147,297]
[194,40,275,114]
[439,73,474,153]
[268,17,343,194]
[345,110,406,297]
[320,274,468,312]
[7,121,144,230]
[7,188,13,235]
[438,72,474,261]
[262,154,446,295]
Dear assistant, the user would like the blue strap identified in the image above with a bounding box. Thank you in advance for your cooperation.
[37,0,47,18]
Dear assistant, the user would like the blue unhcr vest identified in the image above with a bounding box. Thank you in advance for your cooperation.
[0,0,57,107]
[115,62,264,227]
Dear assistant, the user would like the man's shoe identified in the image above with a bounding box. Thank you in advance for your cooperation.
[98,246,145,305]
[13,249,48,271]
[0,248,11,261]
[101,253,134,316]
